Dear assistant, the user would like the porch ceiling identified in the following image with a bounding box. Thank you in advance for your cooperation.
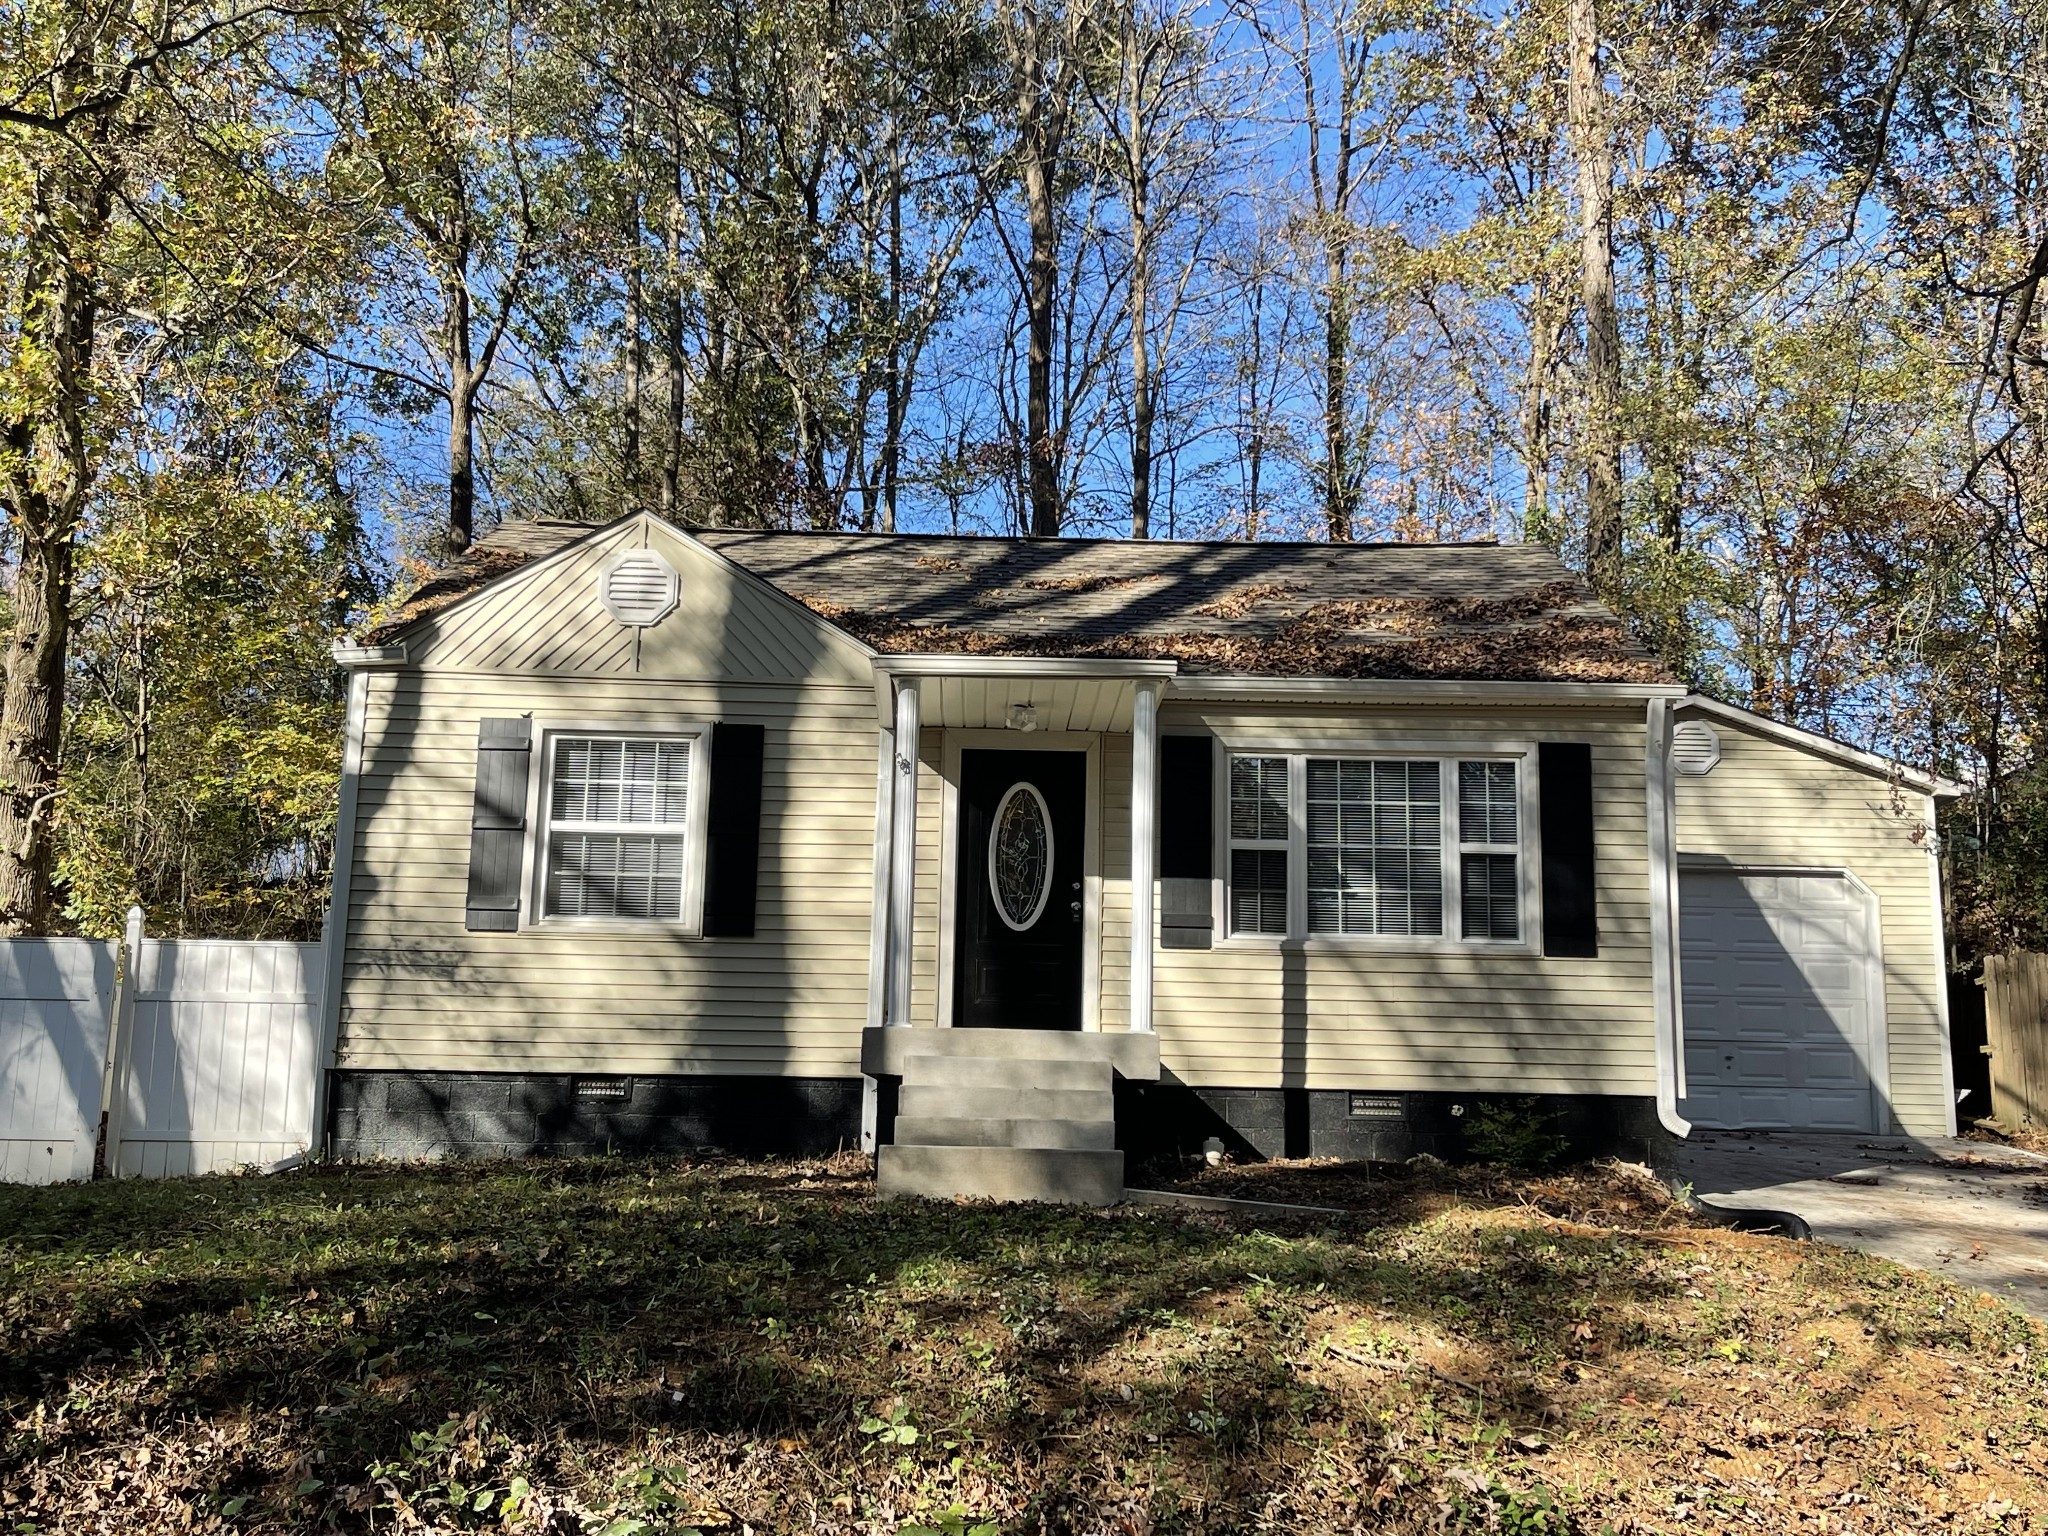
[871,658,1176,732]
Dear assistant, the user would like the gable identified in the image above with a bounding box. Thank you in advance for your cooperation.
[399,516,874,685]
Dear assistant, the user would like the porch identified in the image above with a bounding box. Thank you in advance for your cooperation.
[859,657,1175,1202]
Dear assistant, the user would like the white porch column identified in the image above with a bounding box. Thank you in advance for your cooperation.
[885,679,921,1026]
[1130,679,1161,1032]
[865,723,895,1030]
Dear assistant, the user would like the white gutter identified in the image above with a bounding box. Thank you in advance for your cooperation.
[1172,676,1686,704]
[331,640,408,669]
[871,655,1180,680]
[1646,696,1691,1138]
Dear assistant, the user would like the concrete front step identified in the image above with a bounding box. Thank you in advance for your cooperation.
[901,1053,1108,1091]
[893,1114,1117,1151]
[878,1144,1124,1205]
[863,1025,1160,1081]
[898,1084,1111,1122]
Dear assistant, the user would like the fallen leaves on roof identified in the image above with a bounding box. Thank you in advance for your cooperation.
[797,583,1671,683]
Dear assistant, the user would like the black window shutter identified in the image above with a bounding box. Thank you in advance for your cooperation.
[703,722,765,937]
[1159,734,1214,950]
[1538,741,1598,957]
[465,718,532,932]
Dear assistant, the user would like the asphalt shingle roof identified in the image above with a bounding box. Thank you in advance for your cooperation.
[368,517,1671,684]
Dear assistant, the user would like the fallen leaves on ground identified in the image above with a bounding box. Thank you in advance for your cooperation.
[1,1154,2042,1534]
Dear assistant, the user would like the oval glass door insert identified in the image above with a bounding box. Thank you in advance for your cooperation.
[989,782,1055,931]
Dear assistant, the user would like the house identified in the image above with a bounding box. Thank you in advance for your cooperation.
[318,511,1961,1201]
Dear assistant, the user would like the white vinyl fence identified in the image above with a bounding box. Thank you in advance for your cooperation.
[0,915,325,1184]
[0,940,116,1184]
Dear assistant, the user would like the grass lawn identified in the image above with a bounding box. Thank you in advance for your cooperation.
[2,1155,2044,1535]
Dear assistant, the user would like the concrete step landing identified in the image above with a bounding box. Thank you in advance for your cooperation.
[877,1144,1124,1205]
[877,1031,1126,1204]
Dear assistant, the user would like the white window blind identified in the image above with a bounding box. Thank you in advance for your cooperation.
[1307,759,1443,936]
[1457,760,1520,941]
[543,737,692,920]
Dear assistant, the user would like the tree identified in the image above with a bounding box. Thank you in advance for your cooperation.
[1565,0,1622,598]
[316,0,575,554]
[1,0,342,934]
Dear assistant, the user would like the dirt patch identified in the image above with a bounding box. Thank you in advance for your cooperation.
[1142,1155,1700,1232]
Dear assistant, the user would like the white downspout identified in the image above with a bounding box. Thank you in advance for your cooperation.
[885,679,921,1027]
[1927,792,1957,1136]
[309,664,369,1158]
[1129,680,1161,1033]
[1646,697,1691,1137]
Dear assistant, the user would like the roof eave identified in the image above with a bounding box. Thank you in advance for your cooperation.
[332,640,409,669]
[1169,676,1686,704]
[1678,694,1967,798]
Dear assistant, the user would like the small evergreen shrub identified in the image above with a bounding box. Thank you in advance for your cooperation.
[1461,1096,1569,1170]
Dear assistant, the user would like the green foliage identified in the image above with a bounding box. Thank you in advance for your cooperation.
[1444,1473,1580,1534]
[899,1507,999,1536]
[860,1400,921,1445]
[1461,1097,1570,1171]
[52,343,378,940]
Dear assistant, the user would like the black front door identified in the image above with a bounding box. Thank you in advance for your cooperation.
[956,749,1086,1029]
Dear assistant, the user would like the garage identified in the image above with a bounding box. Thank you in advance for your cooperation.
[1677,869,1886,1132]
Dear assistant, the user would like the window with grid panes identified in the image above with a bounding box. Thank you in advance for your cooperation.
[1223,752,1526,944]
[1306,759,1444,936]
[1457,760,1520,940]
[1227,755,1289,935]
[542,736,693,919]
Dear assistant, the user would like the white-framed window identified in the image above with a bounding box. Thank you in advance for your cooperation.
[534,730,709,927]
[1228,754,1290,936]
[1222,749,1534,947]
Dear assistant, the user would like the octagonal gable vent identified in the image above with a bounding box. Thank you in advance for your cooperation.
[1671,719,1721,775]
[600,549,679,626]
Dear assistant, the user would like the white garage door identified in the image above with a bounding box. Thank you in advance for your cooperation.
[1678,870,1882,1132]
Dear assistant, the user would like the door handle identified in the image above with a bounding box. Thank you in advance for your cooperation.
[1070,900,1082,920]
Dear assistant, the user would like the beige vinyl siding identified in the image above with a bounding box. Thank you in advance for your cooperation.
[1672,712,1949,1137]
[402,518,873,685]
[342,671,879,1076]
[1151,703,1657,1094]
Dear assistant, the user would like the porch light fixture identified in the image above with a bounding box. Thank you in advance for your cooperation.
[1006,702,1040,732]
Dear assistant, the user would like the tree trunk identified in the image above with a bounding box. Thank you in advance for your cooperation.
[1521,298,1557,540]
[0,165,107,934]
[623,103,644,514]
[1568,0,1623,598]
[1129,183,1154,540]
[1322,254,1352,542]
[445,275,477,555]
[882,160,905,535]
[1014,0,1064,537]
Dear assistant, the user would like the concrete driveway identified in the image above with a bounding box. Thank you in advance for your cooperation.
[1666,1130,2048,1321]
